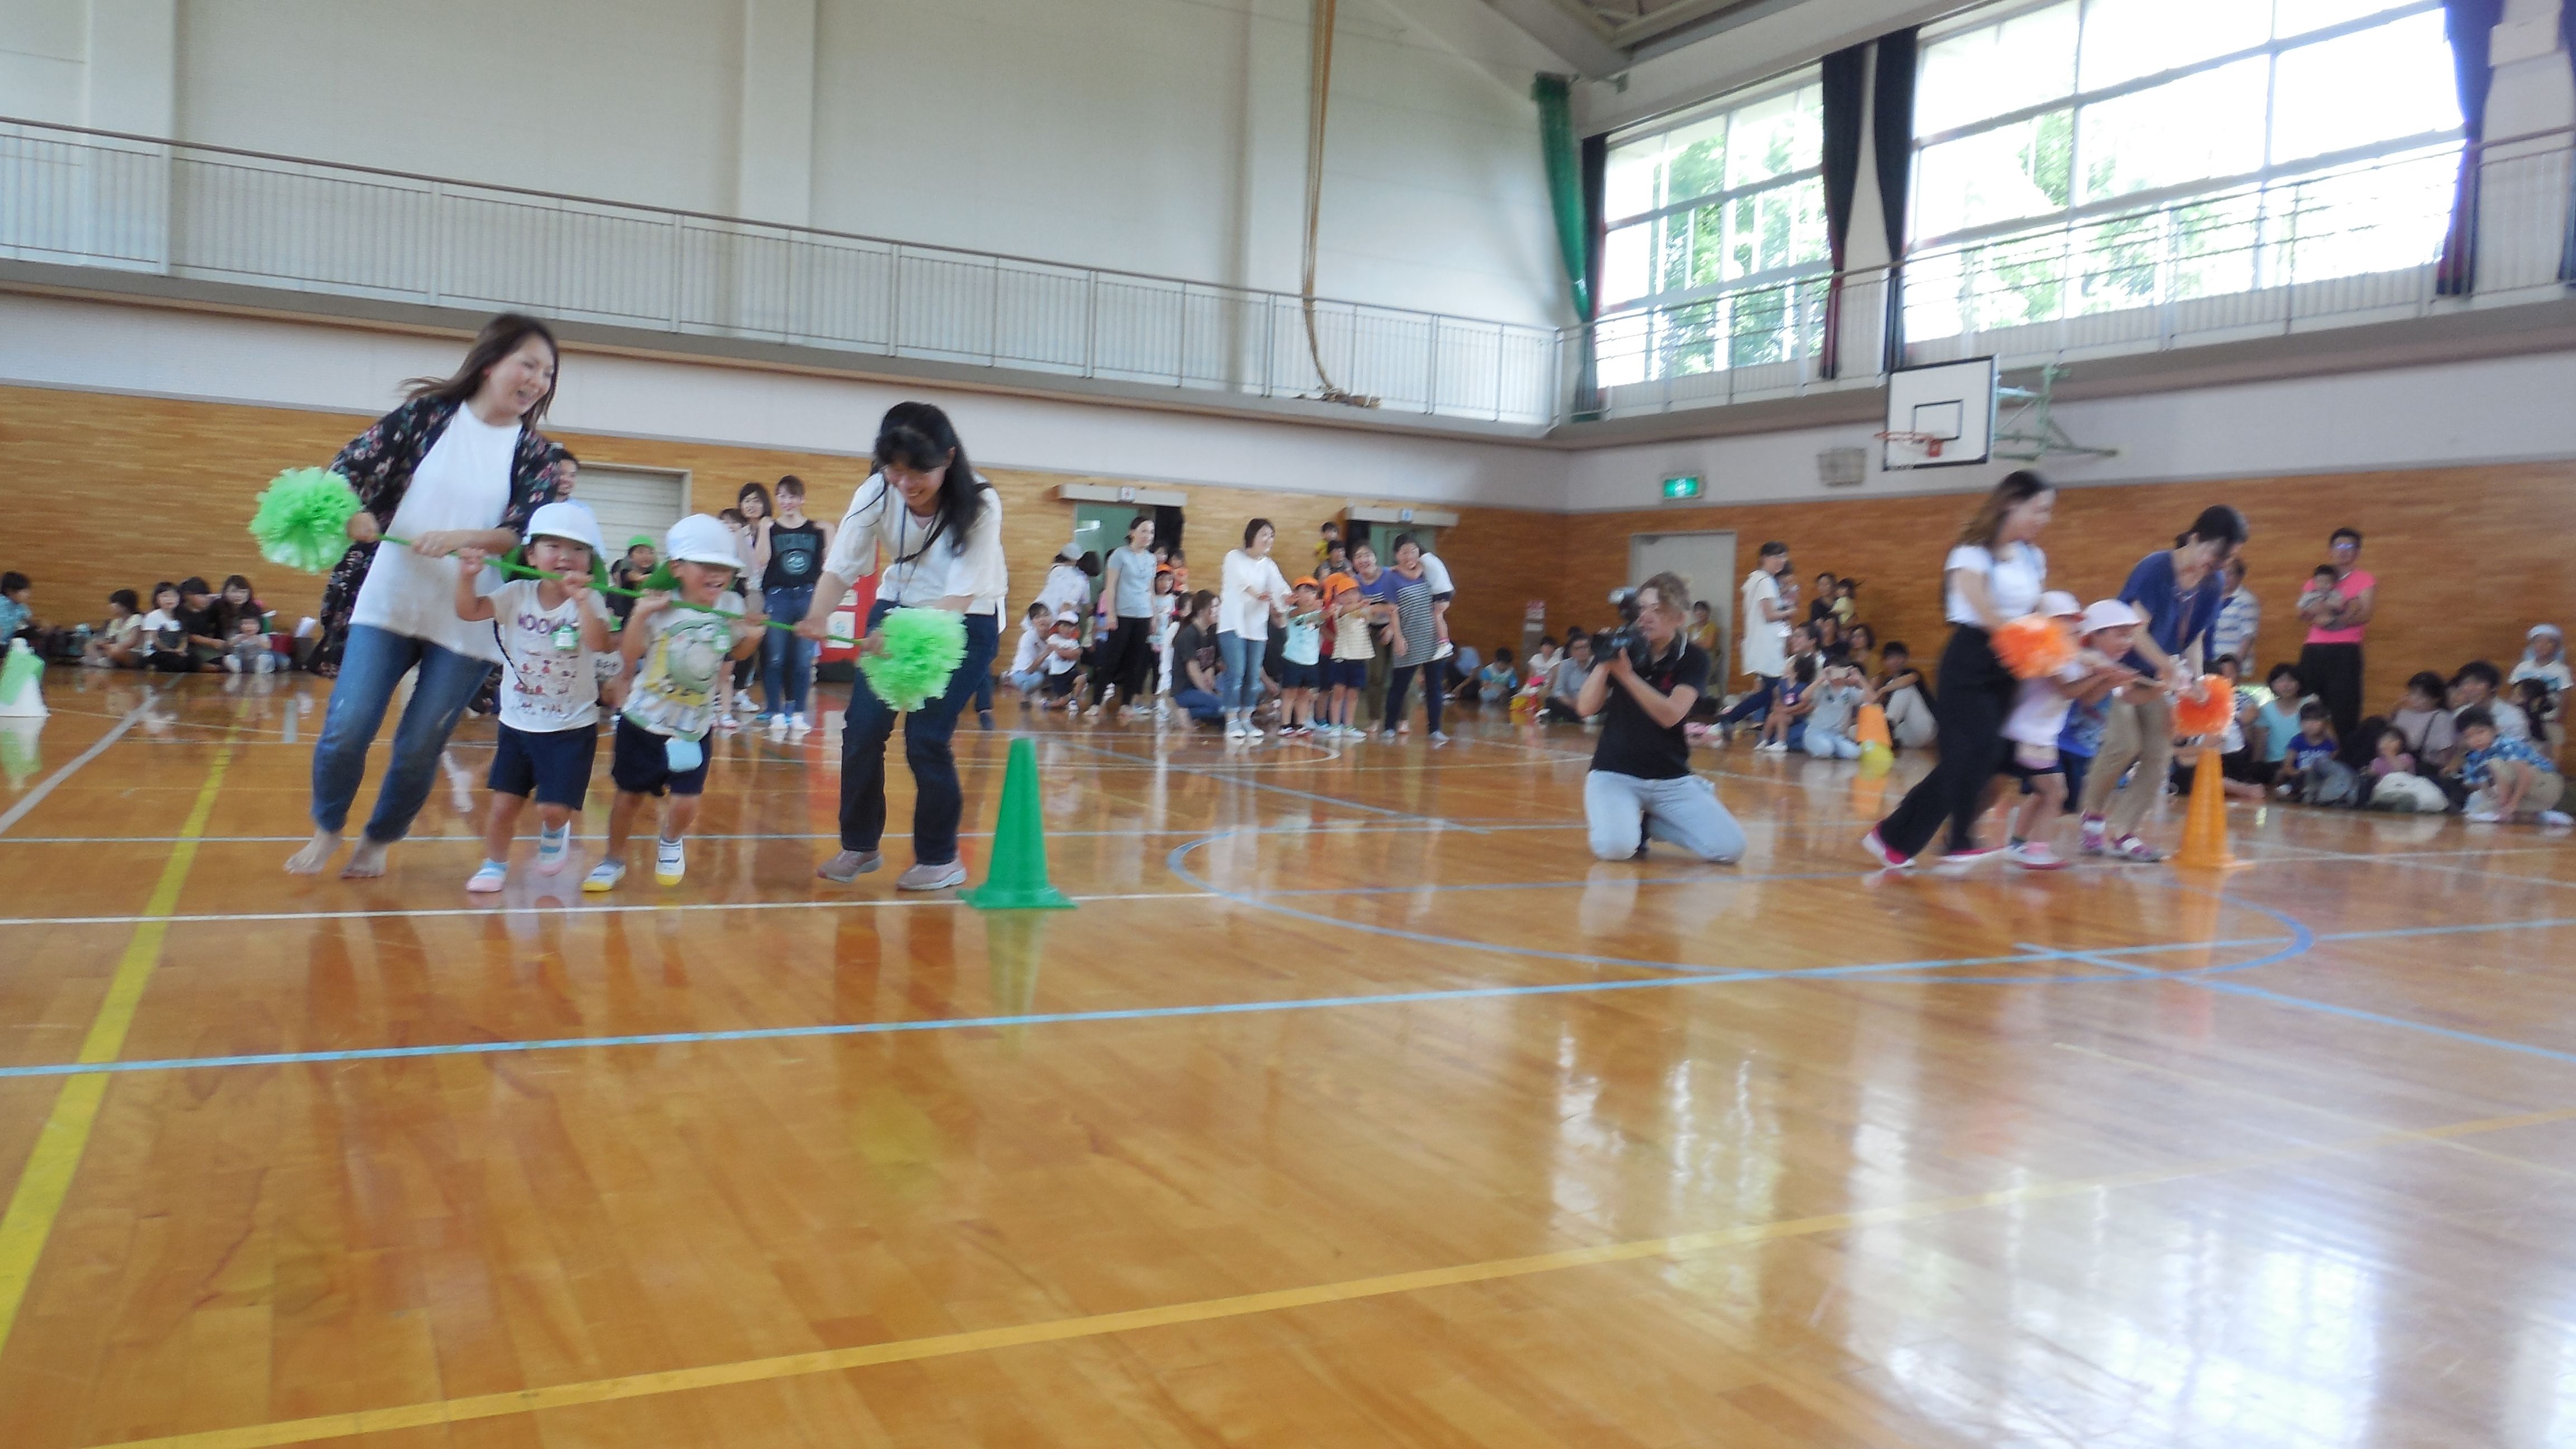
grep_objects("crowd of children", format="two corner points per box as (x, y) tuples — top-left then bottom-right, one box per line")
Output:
(4, 571), (300, 675)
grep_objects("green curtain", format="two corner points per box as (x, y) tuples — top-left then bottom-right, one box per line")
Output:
(1532, 74), (1592, 322)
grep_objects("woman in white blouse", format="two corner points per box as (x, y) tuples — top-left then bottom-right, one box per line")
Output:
(1864, 471), (2057, 869)
(797, 402), (1007, 891)
(1217, 519), (1291, 739)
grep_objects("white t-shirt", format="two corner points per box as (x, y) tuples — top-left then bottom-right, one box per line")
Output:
(485, 578), (611, 733)
(1008, 620), (1048, 674)
(1740, 570), (1787, 677)
(1419, 553), (1455, 596)
(1045, 632), (1082, 675)
(1219, 550), (1290, 640)
(821, 474), (1008, 615)
(1944, 542), (2047, 626)
(2005, 651), (2097, 747)
(1035, 563), (1092, 622)
(352, 406), (522, 661)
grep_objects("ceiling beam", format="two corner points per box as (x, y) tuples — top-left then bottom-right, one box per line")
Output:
(1474, 0), (1631, 77)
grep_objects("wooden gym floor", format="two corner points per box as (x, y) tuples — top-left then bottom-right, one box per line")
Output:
(7, 669), (2576, 1448)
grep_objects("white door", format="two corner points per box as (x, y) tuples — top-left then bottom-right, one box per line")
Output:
(1628, 530), (1735, 684)
(567, 466), (689, 558)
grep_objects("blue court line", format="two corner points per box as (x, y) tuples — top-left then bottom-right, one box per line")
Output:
(0, 935), (2294, 1082)
(2039, 944), (2576, 1069)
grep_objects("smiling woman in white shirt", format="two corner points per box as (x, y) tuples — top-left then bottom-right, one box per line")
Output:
(798, 402), (1007, 891)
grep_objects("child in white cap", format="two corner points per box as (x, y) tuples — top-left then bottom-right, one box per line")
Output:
(451, 500), (614, 891)
(1997, 594), (2139, 870)
(588, 514), (762, 891)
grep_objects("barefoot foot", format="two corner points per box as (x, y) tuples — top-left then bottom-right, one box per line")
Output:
(285, 831), (342, 875)
(340, 838), (391, 878)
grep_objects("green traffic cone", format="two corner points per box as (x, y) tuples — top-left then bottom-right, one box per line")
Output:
(963, 738), (1075, 911)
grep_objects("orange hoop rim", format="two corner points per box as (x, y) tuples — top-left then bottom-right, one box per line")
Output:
(1874, 429), (1948, 457)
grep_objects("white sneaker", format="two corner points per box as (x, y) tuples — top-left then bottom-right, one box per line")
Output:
(897, 859), (968, 891)
(534, 823), (572, 875)
(766, 713), (788, 737)
(789, 712), (811, 735)
(716, 713), (741, 732)
(2466, 810), (2506, 823)
(1225, 719), (1247, 738)
(1429, 731), (1450, 745)
(583, 859), (626, 893)
(2004, 840), (2068, 871)
(2541, 811), (2574, 828)
(655, 836), (686, 886)
(466, 860), (508, 893)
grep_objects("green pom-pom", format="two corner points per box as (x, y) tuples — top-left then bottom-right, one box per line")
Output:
(249, 467), (365, 574)
(861, 607), (969, 712)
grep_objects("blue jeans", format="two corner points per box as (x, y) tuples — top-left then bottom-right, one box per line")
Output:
(1216, 632), (1262, 711)
(1584, 770), (1746, 863)
(839, 602), (1000, 864)
(761, 584), (816, 717)
(310, 624), (496, 841)
(1173, 686), (1224, 723)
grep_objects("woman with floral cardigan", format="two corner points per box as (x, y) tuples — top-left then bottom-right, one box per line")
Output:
(288, 313), (574, 879)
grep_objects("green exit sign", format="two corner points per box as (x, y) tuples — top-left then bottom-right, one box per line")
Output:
(1661, 473), (1703, 500)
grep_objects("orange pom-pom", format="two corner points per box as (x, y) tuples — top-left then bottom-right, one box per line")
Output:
(1991, 613), (2077, 680)
(2171, 674), (2234, 737)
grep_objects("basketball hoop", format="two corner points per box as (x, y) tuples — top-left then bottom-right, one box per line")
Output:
(1874, 430), (1946, 459)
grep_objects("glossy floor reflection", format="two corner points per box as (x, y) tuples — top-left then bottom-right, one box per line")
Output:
(6, 670), (2576, 1448)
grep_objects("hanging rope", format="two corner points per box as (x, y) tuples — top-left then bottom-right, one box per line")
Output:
(1300, 0), (1371, 405)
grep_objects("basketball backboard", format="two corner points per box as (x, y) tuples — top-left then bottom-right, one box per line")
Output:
(1881, 357), (1996, 470)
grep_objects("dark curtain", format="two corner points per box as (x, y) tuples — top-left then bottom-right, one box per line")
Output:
(2436, 0), (2502, 295)
(1872, 27), (1920, 371)
(2561, 0), (2576, 283)
(1816, 44), (1869, 379)
(1532, 74), (1592, 320)
(1579, 132), (1608, 416)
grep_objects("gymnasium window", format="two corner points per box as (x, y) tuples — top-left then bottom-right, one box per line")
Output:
(1596, 71), (1830, 388)
(1905, 0), (2463, 342)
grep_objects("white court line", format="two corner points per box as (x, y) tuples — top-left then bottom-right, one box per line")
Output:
(0, 702), (147, 837)
(0, 890), (1215, 930)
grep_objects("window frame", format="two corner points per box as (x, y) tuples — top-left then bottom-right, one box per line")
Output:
(1600, 67), (1832, 320)
(1909, 0), (2457, 255)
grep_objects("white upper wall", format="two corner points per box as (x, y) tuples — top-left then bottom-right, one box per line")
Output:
(11, 0), (1570, 329)
(0, 293), (1569, 509)
(1564, 349), (2576, 512)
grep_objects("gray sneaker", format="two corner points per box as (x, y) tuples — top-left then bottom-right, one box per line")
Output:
(816, 849), (883, 883)
(897, 859), (968, 891)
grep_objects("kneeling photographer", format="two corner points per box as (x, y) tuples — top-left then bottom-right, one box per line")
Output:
(1577, 572), (1746, 863)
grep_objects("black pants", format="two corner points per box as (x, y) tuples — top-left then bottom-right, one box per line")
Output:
(1090, 616), (1153, 705)
(2299, 642), (2365, 743)
(1717, 675), (1777, 725)
(1876, 626), (2016, 858)
(1385, 659), (1448, 735)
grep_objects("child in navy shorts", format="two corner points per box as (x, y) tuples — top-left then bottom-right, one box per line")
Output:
(451, 501), (614, 893)
(1277, 577), (1324, 737)
(588, 514), (761, 892)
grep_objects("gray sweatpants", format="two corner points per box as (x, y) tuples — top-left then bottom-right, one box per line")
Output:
(1585, 770), (1746, 863)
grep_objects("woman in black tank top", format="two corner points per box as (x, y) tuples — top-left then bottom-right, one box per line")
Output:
(765, 518), (823, 589)
(754, 475), (834, 732)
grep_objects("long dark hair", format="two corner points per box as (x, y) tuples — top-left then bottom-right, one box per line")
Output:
(736, 480), (774, 520)
(1956, 470), (2053, 550)
(402, 312), (561, 425)
(873, 401), (986, 555)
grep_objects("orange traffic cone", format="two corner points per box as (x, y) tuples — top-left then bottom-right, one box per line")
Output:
(1855, 703), (1891, 749)
(2171, 748), (2242, 870)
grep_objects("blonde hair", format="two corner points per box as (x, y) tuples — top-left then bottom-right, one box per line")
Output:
(1637, 570), (1692, 615)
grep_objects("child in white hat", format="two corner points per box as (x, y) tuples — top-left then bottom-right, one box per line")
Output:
(588, 514), (763, 891)
(451, 500), (613, 892)
(1996, 594), (2141, 869)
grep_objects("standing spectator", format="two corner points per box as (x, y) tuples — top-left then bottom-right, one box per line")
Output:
(1348, 543), (1398, 731)
(2212, 556), (2259, 672)
(608, 537), (656, 628)
(753, 475), (832, 736)
(1379, 534), (1450, 744)
(2077, 505), (2246, 862)
(1864, 472), (2058, 869)
(1717, 542), (1792, 736)
(1087, 515), (1159, 721)
(1216, 520), (1290, 740)
(2298, 526), (2374, 741)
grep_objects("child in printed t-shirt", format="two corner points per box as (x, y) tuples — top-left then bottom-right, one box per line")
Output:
(1324, 573), (1375, 738)
(1477, 647), (1518, 705)
(2455, 704), (2574, 825)
(588, 514), (761, 892)
(451, 501), (613, 892)
(1278, 579), (1324, 737)
(2002, 596), (2141, 869)
(2276, 700), (2340, 800)
(1003, 602), (1051, 701)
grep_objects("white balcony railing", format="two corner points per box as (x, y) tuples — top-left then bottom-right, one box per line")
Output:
(0, 118), (1565, 426)
(1586, 131), (2575, 420)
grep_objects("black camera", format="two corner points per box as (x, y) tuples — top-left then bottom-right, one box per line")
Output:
(1597, 587), (1649, 665)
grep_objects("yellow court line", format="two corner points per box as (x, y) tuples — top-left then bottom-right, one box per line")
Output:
(71, 1099), (2575, 1449)
(0, 728), (235, 1359)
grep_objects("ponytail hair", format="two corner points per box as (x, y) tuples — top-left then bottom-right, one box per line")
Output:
(872, 401), (987, 555)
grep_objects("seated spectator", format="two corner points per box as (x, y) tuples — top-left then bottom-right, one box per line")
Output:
(2245, 662), (2309, 787)
(1540, 635), (1593, 722)
(0, 571), (48, 654)
(1525, 635), (1562, 685)
(1756, 655), (1818, 753)
(2513, 678), (2559, 756)
(1874, 640), (1935, 750)
(2512, 624), (2570, 697)
(137, 582), (193, 673)
(2454, 705), (2573, 826)
(173, 577), (228, 671)
(1475, 647), (1518, 704)
(2452, 661), (2531, 741)
(1813, 615), (1848, 666)
(2390, 671), (2459, 770)
(2206, 655), (2271, 802)
(1802, 661), (1869, 759)
(1038, 609), (1083, 707)
(2276, 699), (2351, 804)
(1688, 602), (1719, 657)
(84, 589), (144, 668)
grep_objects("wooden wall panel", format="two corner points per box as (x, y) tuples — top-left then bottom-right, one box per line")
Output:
(1535, 467), (2576, 709)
